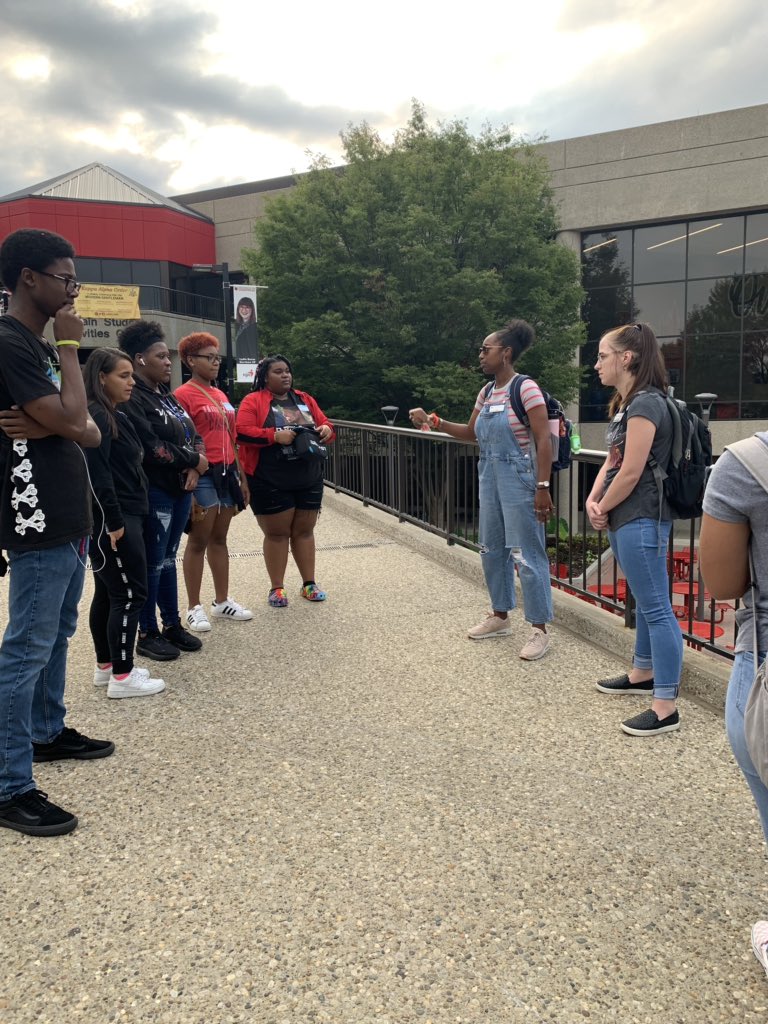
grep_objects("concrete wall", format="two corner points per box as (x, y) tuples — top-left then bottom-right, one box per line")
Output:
(541, 103), (768, 232)
(180, 184), (295, 273)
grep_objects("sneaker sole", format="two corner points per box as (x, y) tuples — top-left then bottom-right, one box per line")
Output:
(210, 612), (254, 620)
(520, 645), (550, 661)
(595, 683), (653, 695)
(108, 685), (166, 699)
(136, 648), (179, 662)
(467, 629), (512, 640)
(186, 621), (212, 632)
(620, 720), (681, 737)
(33, 742), (116, 762)
(0, 815), (78, 837)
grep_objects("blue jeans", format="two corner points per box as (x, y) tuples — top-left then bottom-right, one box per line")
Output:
(139, 487), (192, 634)
(608, 518), (682, 700)
(0, 540), (86, 800)
(726, 651), (768, 842)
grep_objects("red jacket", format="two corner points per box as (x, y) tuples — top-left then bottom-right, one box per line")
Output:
(235, 388), (336, 476)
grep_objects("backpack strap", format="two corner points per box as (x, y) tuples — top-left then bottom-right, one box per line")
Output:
(725, 436), (768, 492)
(507, 374), (530, 426)
(723, 436), (768, 669)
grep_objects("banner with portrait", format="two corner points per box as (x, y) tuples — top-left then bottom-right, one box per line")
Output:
(232, 286), (259, 375)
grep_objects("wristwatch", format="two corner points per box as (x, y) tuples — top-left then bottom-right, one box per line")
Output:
(535, 482), (550, 490)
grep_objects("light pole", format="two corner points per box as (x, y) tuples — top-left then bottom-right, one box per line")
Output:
(381, 406), (399, 425)
(192, 262), (233, 397)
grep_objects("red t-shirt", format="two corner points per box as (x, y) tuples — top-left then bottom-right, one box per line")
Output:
(174, 382), (236, 465)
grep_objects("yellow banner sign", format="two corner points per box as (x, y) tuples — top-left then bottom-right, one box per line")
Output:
(76, 284), (140, 320)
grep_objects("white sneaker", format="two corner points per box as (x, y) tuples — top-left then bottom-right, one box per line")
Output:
(211, 597), (253, 621)
(186, 604), (212, 632)
(519, 627), (551, 661)
(107, 666), (166, 699)
(752, 921), (768, 979)
(467, 613), (511, 640)
(94, 664), (112, 687)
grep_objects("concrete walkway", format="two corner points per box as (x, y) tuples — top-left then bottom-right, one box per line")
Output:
(1, 492), (767, 1024)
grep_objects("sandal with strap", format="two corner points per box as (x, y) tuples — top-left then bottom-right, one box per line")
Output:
(301, 583), (327, 602)
(268, 587), (288, 608)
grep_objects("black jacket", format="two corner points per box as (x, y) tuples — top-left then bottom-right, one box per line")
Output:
(123, 377), (205, 497)
(86, 403), (148, 531)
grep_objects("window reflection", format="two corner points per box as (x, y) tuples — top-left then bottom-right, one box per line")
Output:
(688, 218), (744, 278)
(685, 335), (740, 411)
(686, 278), (742, 334)
(634, 223), (686, 284)
(583, 287), (634, 340)
(746, 214), (768, 274)
(632, 283), (685, 337)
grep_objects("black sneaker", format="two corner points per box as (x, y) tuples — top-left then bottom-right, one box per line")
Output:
(162, 623), (203, 652)
(0, 789), (78, 836)
(621, 709), (680, 736)
(595, 673), (654, 695)
(137, 629), (181, 661)
(33, 726), (115, 763)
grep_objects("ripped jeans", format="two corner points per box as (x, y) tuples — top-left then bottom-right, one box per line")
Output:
(139, 486), (192, 634)
(477, 456), (553, 625)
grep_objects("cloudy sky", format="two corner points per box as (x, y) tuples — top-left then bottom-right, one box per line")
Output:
(1, 0), (766, 198)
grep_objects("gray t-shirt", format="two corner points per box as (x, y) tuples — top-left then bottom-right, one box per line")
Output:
(602, 389), (673, 531)
(702, 432), (768, 654)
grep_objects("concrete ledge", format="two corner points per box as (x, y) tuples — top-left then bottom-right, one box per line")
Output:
(324, 488), (732, 714)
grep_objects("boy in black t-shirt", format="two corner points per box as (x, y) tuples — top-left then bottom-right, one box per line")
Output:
(0, 229), (114, 838)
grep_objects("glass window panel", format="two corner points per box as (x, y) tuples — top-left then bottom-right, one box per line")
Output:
(742, 332), (768, 410)
(659, 338), (684, 396)
(686, 278), (742, 335)
(101, 259), (131, 284)
(581, 230), (632, 290)
(74, 258), (101, 283)
(734, 273), (768, 335)
(746, 213), (768, 274)
(582, 286), (634, 341)
(687, 217), (744, 278)
(684, 335), (740, 412)
(633, 223), (686, 284)
(632, 283), (685, 338)
(579, 340), (612, 421)
(130, 260), (161, 285)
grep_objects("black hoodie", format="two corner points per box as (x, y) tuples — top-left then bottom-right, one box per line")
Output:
(123, 376), (205, 498)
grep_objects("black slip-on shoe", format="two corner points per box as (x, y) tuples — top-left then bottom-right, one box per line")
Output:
(595, 674), (654, 695)
(137, 630), (180, 661)
(0, 789), (77, 836)
(162, 623), (203, 652)
(620, 709), (680, 736)
(33, 726), (115, 763)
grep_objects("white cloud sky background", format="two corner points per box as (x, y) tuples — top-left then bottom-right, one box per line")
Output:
(1, 0), (766, 198)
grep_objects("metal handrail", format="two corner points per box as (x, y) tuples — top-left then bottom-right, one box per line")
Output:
(324, 420), (735, 662)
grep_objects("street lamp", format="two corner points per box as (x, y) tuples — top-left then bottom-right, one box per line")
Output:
(381, 405), (399, 426)
(694, 392), (718, 427)
(192, 262), (233, 397)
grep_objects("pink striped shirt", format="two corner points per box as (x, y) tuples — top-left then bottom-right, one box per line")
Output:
(473, 376), (546, 451)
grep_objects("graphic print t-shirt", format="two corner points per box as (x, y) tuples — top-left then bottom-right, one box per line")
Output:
(0, 315), (91, 550)
(601, 389), (673, 531)
(257, 393), (320, 488)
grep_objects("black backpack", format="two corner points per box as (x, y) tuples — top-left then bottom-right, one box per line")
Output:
(638, 393), (713, 520)
(484, 375), (573, 471)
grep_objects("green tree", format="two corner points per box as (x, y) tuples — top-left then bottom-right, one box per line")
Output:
(243, 102), (584, 422)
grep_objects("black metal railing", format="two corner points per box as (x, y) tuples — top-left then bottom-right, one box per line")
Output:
(139, 285), (224, 322)
(325, 420), (736, 661)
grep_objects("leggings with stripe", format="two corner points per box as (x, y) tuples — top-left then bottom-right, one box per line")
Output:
(89, 513), (148, 675)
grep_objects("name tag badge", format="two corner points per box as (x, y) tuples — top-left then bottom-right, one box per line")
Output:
(489, 404), (505, 413)
(297, 404), (310, 412)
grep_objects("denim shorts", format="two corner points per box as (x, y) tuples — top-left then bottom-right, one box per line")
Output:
(194, 472), (237, 509)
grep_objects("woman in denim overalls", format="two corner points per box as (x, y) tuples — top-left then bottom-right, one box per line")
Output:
(410, 319), (554, 660)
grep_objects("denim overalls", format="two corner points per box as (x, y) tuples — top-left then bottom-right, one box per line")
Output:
(475, 387), (553, 624)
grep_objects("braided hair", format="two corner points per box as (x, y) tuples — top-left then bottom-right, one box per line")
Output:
(251, 354), (294, 392)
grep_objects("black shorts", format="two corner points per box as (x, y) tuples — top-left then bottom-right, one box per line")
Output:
(248, 476), (325, 516)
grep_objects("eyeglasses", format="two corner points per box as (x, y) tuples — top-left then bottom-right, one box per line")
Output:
(479, 345), (502, 354)
(193, 353), (223, 364)
(35, 270), (81, 295)
(596, 350), (621, 363)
